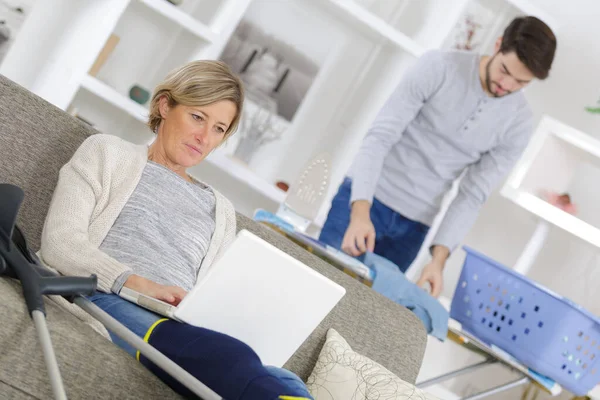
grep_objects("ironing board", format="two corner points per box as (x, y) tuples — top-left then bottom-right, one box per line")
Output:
(417, 320), (562, 400)
(253, 211), (569, 399)
(254, 209), (374, 286)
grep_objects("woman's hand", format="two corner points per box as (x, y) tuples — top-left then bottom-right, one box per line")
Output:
(124, 274), (187, 306)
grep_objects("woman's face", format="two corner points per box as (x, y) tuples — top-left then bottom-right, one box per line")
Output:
(157, 96), (237, 168)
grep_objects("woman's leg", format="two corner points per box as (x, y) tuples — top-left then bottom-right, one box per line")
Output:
(87, 291), (163, 357)
(142, 319), (313, 400)
(88, 292), (312, 399)
(264, 366), (313, 398)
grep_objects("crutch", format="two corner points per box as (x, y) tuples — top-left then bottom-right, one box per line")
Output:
(0, 183), (221, 400)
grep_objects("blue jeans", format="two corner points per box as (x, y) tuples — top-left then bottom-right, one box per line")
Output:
(319, 178), (429, 273)
(88, 292), (312, 399)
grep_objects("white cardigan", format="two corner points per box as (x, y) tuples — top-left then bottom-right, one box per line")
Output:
(40, 134), (237, 335)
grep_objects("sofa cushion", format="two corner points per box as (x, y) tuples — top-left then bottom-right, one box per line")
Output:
(0, 75), (94, 251)
(0, 278), (183, 400)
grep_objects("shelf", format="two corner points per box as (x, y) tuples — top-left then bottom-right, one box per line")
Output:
(502, 116), (600, 249)
(137, 0), (217, 42)
(78, 74), (286, 204)
(199, 152), (287, 204)
(549, 122), (600, 161)
(311, 0), (425, 57)
(501, 187), (600, 248)
(80, 75), (148, 123)
(504, 116), (600, 192)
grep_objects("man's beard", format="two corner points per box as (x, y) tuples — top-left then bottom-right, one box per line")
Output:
(485, 53), (511, 98)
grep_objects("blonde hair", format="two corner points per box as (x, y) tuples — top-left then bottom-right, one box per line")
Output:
(148, 60), (244, 139)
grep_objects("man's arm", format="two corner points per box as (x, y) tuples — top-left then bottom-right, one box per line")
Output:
(350, 50), (448, 205)
(418, 109), (533, 297)
(343, 50), (448, 256)
(431, 115), (533, 253)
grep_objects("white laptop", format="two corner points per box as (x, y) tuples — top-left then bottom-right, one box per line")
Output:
(119, 229), (346, 367)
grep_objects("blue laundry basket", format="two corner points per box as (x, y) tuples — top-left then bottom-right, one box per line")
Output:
(451, 246), (600, 396)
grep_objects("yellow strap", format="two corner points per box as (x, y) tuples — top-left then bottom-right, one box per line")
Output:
(279, 397), (312, 400)
(135, 320), (311, 400)
(136, 318), (169, 362)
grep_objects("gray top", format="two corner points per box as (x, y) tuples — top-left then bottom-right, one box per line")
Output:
(349, 49), (533, 251)
(100, 161), (216, 293)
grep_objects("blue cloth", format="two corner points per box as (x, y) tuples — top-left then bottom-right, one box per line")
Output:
(88, 292), (313, 400)
(363, 252), (449, 341)
(319, 178), (429, 272)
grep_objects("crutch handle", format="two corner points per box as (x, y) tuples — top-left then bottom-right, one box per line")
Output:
(40, 275), (98, 298)
(1, 244), (97, 316)
(30, 262), (97, 297)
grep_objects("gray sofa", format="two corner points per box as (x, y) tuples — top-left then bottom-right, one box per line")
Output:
(0, 74), (427, 399)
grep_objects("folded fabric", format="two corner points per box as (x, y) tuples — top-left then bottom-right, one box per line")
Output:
(362, 252), (449, 341)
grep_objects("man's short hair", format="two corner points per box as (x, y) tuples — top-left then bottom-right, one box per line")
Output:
(500, 16), (557, 80)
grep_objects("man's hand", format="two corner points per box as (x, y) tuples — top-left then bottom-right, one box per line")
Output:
(417, 262), (444, 298)
(416, 245), (450, 298)
(341, 200), (376, 256)
(124, 274), (187, 306)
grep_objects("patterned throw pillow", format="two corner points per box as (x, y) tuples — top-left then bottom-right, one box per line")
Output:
(306, 329), (440, 400)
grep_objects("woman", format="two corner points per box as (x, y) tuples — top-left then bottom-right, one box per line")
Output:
(40, 60), (312, 399)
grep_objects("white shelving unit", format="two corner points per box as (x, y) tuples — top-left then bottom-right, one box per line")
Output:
(309, 0), (426, 57)
(502, 116), (600, 253)
(500, 115), (600, 282)
(202, 152), (287, 204)
(0, 0), (558, 220)
(80, 75), (148, 124)
(138, 0), (217, 42)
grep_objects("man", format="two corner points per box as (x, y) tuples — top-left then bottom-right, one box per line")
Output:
(318, 16), (556, 298)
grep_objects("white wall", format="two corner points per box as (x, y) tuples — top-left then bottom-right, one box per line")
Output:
(1, 0), (128, 109)
(242, 0), (336, 66)
(0, 0), (35, 63)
